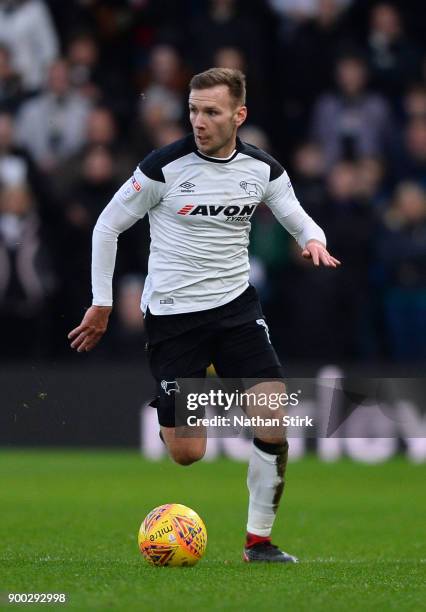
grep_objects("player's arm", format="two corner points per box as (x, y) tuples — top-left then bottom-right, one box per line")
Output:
(263, 170), (341, 267)
(68, 167), (163, 352)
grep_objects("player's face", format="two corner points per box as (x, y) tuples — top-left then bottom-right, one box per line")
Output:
(189, 85), (247, 158)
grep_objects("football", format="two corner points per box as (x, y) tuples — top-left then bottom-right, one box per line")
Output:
(138, 503), (207, 566)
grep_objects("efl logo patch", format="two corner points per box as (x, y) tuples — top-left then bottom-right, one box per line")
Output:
(132, 176), (142, 192)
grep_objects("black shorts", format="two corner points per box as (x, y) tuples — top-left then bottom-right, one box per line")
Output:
(145, 285), (283, 427)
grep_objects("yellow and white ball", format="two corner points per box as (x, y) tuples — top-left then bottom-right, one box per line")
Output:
(138, 503), (207, 567)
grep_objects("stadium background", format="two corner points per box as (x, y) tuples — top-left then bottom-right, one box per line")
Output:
(0, 0), (425, 455)
(0, 2), (425, 610)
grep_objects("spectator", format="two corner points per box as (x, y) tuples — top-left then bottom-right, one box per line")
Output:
(239, 125), (271, 152)
(0, 182), (55, 359)
(0, 111), (31, 186)
(188, 1), (271, 127)
(0, 111), (45, 198)
(188, 0), (267, 73)
(401, 84), (426, 123)
(281, 0), (353, 110)
(0, 109), (64, 266)
(15, 59), (91, 173)
(65, 145), (119, 238)
(376, 182), (426, 360)
(311, 52), (394, 168)
(60, 146), (119, 321)
(108, 274), (146, 358)
(324, 161), (375, 358)
(149, 121), (185, 149)
(85, 106), (119, 149)
(67, 31), (103, 103)
(0, 0), (58, 93)
(138, 44), (187, 135)
(326, 161), (375, 264)
(213, 45), (267, 124)
(291, 141), (328, 221)
(214, 46), (246, 72)
(268, 0), (351, 23)
(367, 3), (422, 102)
(355, 156), (387, 206)
(67, 30), (132, 120)
(0, 43), (23, 113)
(52, 105), (134, 199)
(396, 118), (426, 186)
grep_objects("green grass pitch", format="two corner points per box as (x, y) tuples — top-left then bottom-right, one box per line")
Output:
(1, 450), (425, 611)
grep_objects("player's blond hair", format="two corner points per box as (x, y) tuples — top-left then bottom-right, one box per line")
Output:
(189, 68), (246, 106)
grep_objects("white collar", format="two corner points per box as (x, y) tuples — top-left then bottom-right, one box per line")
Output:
(197, 149), (236, 161)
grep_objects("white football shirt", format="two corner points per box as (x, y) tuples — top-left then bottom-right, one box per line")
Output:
(92, 135), (326, 314)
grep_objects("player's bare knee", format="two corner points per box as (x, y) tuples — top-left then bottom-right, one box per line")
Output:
(166, 435), (206, 466)
(171, 446), (205, 466)
(173, 454), (198, 466)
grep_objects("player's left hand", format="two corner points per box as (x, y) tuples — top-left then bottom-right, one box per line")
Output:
(302, 240), (341, 267)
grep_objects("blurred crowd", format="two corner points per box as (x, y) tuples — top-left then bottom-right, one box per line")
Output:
(0, 0), (425, 363)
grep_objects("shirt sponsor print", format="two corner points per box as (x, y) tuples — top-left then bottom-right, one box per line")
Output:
(176, 203), (256, 222)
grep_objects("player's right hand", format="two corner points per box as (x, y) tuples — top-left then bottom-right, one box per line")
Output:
(68, 305), (112, 353)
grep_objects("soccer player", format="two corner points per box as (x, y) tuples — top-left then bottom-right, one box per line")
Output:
(68, 68), (340, 563)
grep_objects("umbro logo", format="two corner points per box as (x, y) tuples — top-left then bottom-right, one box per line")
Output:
(179, 181), (195, 192)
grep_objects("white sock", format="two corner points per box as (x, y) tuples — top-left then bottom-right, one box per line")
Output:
(246, 443), (286, 537)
